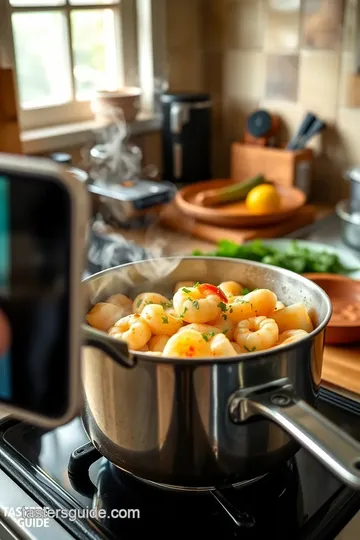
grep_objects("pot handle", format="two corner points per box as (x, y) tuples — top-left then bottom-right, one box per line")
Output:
(229, 380), (360, 489)
(82, 324), (136, 369)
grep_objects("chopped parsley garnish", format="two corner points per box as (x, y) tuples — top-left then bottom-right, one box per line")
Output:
(137, 299), (143, 307)
(244, 345), (256, 352)
(194, 282), (200, 287)
(217, 301), (227, 312)
(201, 331), (216, 342)
(179, 306), (188, 319)
(222, 314), (228, 321)
(242, 287), (250, 295)
(193, 300), (200, 310)
(182, 287), (191, 293)
(160, 301), (173, 309)
(229, 307), (233, 313)
(162, 316), (169, 324)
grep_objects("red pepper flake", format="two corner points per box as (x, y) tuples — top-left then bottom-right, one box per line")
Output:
(198, 283), (228, 303)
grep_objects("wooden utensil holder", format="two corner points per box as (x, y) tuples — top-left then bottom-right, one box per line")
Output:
(231, 143), (313, 199)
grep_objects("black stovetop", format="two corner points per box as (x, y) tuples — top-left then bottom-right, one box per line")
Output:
(1, 388), (360, 540)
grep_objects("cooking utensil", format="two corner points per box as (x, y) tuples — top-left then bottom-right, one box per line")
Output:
(286, 112), (317, 150)
(344, 167), (360, 210)
(303, 273), (360, 344)
(336, 199), (360, 251)
(82, 256), (360, 490)
(295, 118), (326, 149)
(175, 180), (306, 228)
(244, 110), (280, 147)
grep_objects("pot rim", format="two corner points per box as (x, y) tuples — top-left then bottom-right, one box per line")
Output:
(82, 256), (333, 366)
(336, 199), (360, 225)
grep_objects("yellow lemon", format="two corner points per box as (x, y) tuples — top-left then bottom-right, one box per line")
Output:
(245, 184), (281, 213)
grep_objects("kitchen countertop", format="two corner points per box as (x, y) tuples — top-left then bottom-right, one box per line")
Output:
(113, 204), (334, 253)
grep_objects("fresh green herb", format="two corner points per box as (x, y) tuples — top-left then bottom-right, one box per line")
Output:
(194, 282), (200, 287)
(193, 300), (200, 310)
(201, 331), (216, 342)
(161, 316), (169, 324)
(222, 314), (228, 321)
(236, 298), (246, 304)
(241, 287), (250, 295)
(160, 301), (173, 309)
(192, 239), (359, 275)
(244, 345), (256, 352)
(182, 287), (191, 293)
(229, 307), (233, 313)
(218, 301), (227, 312)
(180, 306), (188, 319)
(223, 329), (229, 335)
(137, 299), (143, 308)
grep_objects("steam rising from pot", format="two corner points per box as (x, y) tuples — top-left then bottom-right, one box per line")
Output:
(82, 103), (193, 305)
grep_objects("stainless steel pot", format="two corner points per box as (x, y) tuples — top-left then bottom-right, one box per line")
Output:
(82, 257), (360, 491)
(344, 167), (360, 211)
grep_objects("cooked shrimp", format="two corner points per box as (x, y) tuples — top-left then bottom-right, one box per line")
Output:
(272, 303), (313, 334)
(106, 293), (133, 316)
(148, 335), (170, 352)
(178, 323), (220, 336)
(210, 334), (238, 357)
(173, 283), (228, 324)
(234, 316), (279, 352)
(226, 289), (277, 323)
(86, 302), (128, 332)
(108, 314), (151, 350)
(277, 329), (309, 346)
(173, 281), (196, 293)
(230, 342), (242, 354)
(209, 313), (235, 341)
(133, 292), (172, 314)
(141, 304), (182, 336)
(163, 329), (212, 358)
(218, 281), (244, 299)
(275, 301), (285, 311)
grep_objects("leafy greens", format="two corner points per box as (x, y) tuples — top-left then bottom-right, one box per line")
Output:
(192, 239), (359, 275)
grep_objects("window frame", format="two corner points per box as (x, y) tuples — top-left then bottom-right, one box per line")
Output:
(2, 0), (141, 130)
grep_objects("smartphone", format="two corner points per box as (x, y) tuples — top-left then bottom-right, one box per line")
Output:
(0, 153), (89, 428)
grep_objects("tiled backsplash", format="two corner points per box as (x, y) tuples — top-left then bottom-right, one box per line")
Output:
(199, 0), (359, 202)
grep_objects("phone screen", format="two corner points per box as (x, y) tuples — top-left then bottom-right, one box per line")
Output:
(0, 171), (72, 419)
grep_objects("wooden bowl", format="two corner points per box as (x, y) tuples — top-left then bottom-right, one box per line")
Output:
(302, 273), (360, 345)
(175, 179), (306, 228)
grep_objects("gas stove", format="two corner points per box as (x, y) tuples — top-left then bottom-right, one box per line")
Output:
(1, 388), (360, 540)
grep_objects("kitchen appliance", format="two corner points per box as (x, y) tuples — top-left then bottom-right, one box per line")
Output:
(2, 391), (360, 539)
(82, 256), (360, 490)
(161, 92), (212, 183)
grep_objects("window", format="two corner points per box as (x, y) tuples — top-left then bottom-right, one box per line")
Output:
(4, 0), (142, 130)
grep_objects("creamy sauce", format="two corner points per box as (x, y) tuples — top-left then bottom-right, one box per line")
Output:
(331, 299), (360, 324)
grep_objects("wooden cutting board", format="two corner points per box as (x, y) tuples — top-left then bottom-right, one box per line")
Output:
(322, 345), (360, 395)
(160, 202), (316, 244)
